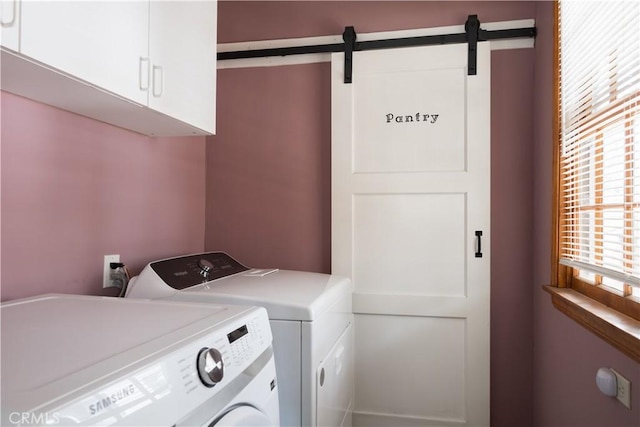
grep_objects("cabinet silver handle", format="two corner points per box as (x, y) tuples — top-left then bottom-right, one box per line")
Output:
(1, 0), (17, 27)
(152, 65), (163, 97)
(139, 57), (150, 91)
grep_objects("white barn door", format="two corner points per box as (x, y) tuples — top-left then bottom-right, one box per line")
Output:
(332, 43), (491, 426)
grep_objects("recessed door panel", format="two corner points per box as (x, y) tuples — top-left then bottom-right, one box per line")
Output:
(353, 193), (466, 297)
(354, 67), (466, 173)
(354, 314), (466, 421)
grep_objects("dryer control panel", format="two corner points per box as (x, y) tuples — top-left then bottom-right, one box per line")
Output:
(150, 252), (250, 289)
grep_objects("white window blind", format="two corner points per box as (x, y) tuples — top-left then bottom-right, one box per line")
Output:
(559, 1), (640, 289)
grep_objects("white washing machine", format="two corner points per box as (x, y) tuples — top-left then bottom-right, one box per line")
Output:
(1, 294), (279, 426)
(125, 252), (354, 427)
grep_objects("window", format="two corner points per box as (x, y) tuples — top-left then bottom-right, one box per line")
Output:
(553, 0), (640, 359)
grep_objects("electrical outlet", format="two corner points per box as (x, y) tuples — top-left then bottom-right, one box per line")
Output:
(612, 368), (632, 410)
(103, 254), (120, 288)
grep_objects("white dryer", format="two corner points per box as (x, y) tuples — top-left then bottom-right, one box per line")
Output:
(1, 294), (279, 426)
(125, 252), (354, 427)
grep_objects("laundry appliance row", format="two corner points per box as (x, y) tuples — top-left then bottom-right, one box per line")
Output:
(126, 251), (354, 427)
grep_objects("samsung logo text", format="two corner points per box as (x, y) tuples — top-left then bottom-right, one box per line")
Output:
(89, 384), (136, 415)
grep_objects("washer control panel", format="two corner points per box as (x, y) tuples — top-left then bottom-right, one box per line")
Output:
(194, 311), (269, 387)
(150, 252), (250, 290)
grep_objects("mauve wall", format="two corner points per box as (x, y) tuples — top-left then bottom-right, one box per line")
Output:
(1, 91), (206, 301)
(206, 63), (331, 272)
(208, 2), (535, 426)
(532, 3), (640, 427)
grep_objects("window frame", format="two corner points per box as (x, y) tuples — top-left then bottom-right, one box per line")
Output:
(548, 0), (640, 363)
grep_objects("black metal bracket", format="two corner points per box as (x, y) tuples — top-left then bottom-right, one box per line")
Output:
(343, 26), (357, 84)
(465, 15), (480, 75)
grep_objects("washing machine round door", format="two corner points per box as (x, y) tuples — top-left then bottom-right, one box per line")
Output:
(210, 405), (272, 427)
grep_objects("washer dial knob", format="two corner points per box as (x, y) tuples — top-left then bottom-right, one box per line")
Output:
(197, 347), (224, 387)
(198, 259), (214, 278)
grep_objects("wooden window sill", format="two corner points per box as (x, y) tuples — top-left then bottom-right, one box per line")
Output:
(543, 285), (640, 363)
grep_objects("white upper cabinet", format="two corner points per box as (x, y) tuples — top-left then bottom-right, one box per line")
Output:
(149, 1), (217, 133)
(20, 1), (149, 106)
(0, 1), (217, 136)
(1, 0), (20, 51)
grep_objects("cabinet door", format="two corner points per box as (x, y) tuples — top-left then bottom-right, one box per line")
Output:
(20, 1), (148, 105)
(148, 0), (216, 134)
(1, 0), (20, 51)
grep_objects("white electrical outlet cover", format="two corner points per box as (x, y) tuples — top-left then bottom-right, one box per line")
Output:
(611, 368), (632, 410)
(103, 254), (120, 288)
